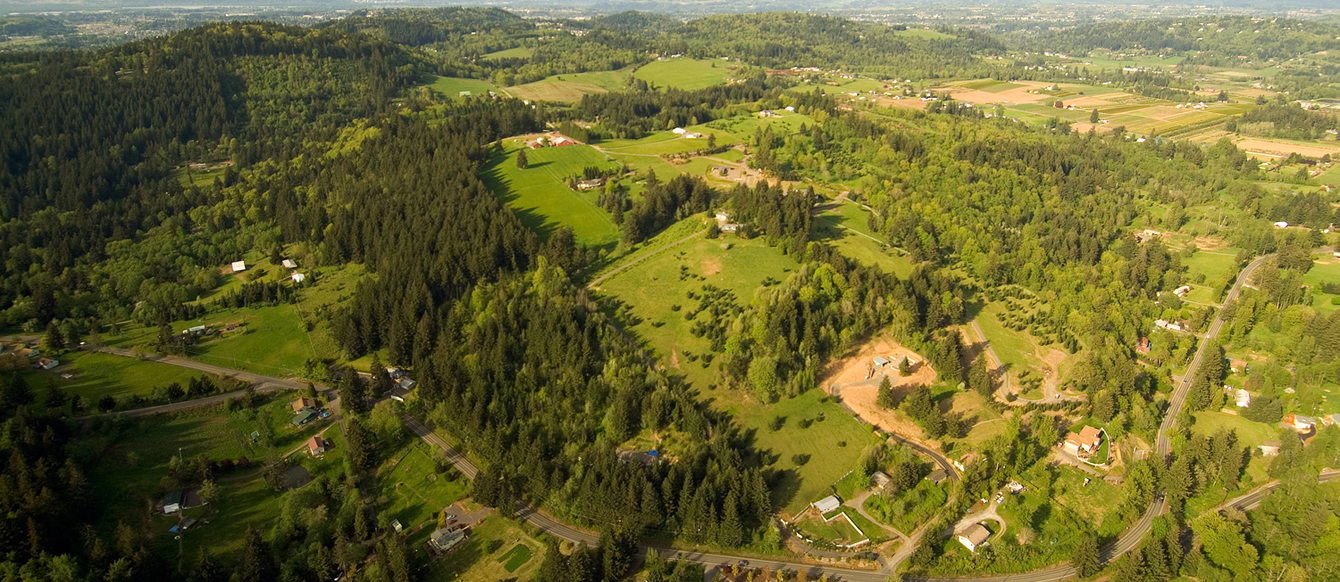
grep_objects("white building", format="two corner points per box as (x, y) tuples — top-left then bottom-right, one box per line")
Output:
(812, 495), (841, 514)
(231, 260), (247, 272)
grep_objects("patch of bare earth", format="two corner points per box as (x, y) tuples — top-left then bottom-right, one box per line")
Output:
(701, 257), (723, 277)
(822, 336), (938, 441)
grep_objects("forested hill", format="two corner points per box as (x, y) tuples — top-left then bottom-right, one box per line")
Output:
(1032, 16), (1340, 63)
(0, 21), (415, 325)
(325, 7), (535, 47)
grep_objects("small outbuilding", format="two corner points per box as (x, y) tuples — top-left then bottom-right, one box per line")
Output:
(231, 260), (247, 272)
(291, 408), (318, 426)
(812, 495), (841, 514)
(162, 490), (185, 514)
(926, 468), (948, 484)
(291, 398), (316, 413)
(1258, 441), (1281, 457)
(291, 273), (306, 283)
(1234, 389), (1251, 408)
(281, 259), (297, 269)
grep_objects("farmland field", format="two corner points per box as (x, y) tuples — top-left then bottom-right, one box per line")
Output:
(26, 350), (213, 404)
(505, 69), (629, 102)
(482, 46), (532, 60)
(481, 138), (622, 247)
(425, 75), (500, 100)
(597, 227), (799, 388)
(1303, 253), (1340, 313)
(714, 389), (880, 516)
(633, 58), (732, 90)
(811, 201), (915, 278)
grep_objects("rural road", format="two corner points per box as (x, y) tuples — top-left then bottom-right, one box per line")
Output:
(70, 345), (312, 418)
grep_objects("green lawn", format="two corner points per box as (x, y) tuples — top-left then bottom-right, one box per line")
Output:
(1302, 254), (1340, 313)
(379, 443), (469, 530)
(714, 389), (880, 516)
(482, 46), (532, 60)
(1050, 465), (1124, 535)
(425, 76), (500, 100)
(975, 301), (1038, 375)
(1189, 411), (1279, 447)
(596, 226), (799, 388)
(497, 543), (533, 572)
(1181, 250), (1240, 293)
(811, 201), (914, 278)
(423, 515), (545, 582)
(181, 305), (318, 377)
(633, 58), (732, 90)
(863, 479), (947, 533)
(26, 350), (212, 405)
(482, 139), (622, 247)
(702, 111), (816, 142)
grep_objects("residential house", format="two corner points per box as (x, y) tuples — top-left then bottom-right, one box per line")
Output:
(1322, 413), (1340, 427)
(1006, 481), (1024, 494)
(576, 178), (604, 191)
(231, 260), (247, 272)
(1234, 389), (1251, 408)
(386, 367), (407, 380)
(291, 398), (316, 413)
(671, 127), (686, 135)
(1285, 414), (1316, 433)
(429, 527), (468, 553)
(35, 358), (59, 370)
(957, 523), (991, 553)
(397, 377), (417, 391)
(926, 468), (948, 484)
(291, 273), (306, 283)
(871, 471), (891, 490)
(1063, 426), (1103, 457)
(1136, 337), (1152, 354)
(1258, 441), (1281, 457)
(307, 436), (328, 456)
(1174, 285), (1192, 297)
(162, 490), (185, 514)
(291, 408), (319, 426)
(812, 495), (841, 514)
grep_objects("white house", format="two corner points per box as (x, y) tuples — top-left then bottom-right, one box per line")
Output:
(291, 273), (306, 283)
(1234, 389), (1251, 408)
(231, 260), (247, 272)
(1273, 221), (1289, 229)
(671, 127), (686, 135)
(1173, 285), (1192, 297)
(957, 523), (991, 553)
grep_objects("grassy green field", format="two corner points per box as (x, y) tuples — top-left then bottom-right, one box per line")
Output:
(88, 395), (335, 559)
(1303, 254), (1340, 313)
(713, 389), (881, 516)
(182, 305), (318, 377)
(974, 301), (1038, 375)
(423, 515), (545, 582)
(482, 138), (622, 247)
(633, 58), (732, 90)
(811, 201), (914, 278)
(597, 228), (799, 388)
(704, 111), (815, 142)
(26, 350), (211, 404)
(425, 76), (500, 100)
(1050, 464), (1124, 535)
(505, 69), (629, 102)
(864, 479), (947, 533)
(1189, 411), (1280, 446)
(482, 46), (532, 60)
(379, 443), (469, 530)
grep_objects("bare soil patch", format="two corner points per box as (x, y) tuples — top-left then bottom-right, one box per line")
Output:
(821, 336), (938, 439)
(1234, 137), (1340, 159)
(701, 257), (723, 277)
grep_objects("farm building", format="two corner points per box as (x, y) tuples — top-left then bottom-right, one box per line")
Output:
(812, 495), (841, 514)
(672, 127), (686, 134)
(1063, 426), (1103, 456)
(872, 356), (891, 368)
(957, 524), (991, 553)
(307, 436), (328, 456)
(1174, 285), (1192, 297)
(281, 259), (297, 269)
(1258, 441), (1281, 456)
(576, 178), (604, 191)
(230, 260), (247, 272)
